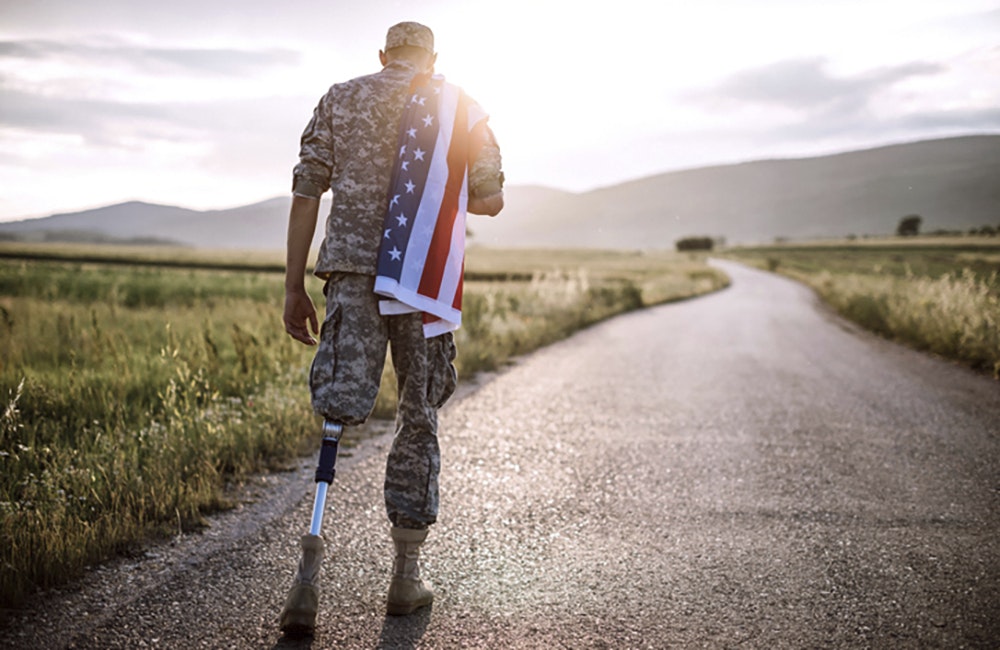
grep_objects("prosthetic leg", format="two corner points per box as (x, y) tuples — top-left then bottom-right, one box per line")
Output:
(279, 420), (343, 636)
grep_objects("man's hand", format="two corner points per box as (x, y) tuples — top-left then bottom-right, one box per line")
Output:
(284, 289), (319, 345)
(468, 191), (504, 217)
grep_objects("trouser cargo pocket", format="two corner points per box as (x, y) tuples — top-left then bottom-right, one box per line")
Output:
(425, 332), (457, 409)
(309, 273), (389, 425)
(309, 304), (342, 420)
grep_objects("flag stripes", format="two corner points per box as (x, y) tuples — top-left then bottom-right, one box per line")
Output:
(374, 74), (486, 337)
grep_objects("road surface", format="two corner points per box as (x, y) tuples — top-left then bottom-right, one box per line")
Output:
(4, 260), (999, 648)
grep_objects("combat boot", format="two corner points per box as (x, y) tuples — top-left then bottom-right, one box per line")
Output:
(279, 534), (324, 635)
(386, 527), (434, 615)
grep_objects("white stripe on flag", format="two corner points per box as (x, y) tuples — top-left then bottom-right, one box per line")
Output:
(374, 276), (462, 323)
(377, 298), (418, 315)
(423, 318), (458, 338)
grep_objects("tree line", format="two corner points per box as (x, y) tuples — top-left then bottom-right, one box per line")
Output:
(897, 214), (1000, 237)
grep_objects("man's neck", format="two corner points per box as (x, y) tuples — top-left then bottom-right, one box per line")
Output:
(384, 58), (427, 74)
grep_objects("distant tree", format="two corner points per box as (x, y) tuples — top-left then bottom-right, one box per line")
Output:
(675, 236), (714, 252)
(896, 214), (922, 237)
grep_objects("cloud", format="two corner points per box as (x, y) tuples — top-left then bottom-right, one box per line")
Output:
(0, 86), (177, 144)
(941, 6), (1000, 36)
(769, 104), (1000, 143)
(896, 106), (1000, 132)
(0, 36), (307, 150)
(0, 81), (311, 154)
(0, 38), (299, 76)
(693, 57), (944, 116)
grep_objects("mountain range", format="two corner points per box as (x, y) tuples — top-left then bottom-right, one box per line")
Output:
(2, 135), (998, 250)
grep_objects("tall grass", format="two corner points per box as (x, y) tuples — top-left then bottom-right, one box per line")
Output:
(1, 247), (726, 607)
(1, 264), (318, 607)
(457, 270), (642, 373)
(727, 241), (1000, 377)
(810, 269), (1000, 376)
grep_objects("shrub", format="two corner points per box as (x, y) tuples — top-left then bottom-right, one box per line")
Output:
(896, 214), (922, 237)
(675, 236), (714, 251)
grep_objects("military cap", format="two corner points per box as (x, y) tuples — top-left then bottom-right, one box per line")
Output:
(385, 21), (434, 53)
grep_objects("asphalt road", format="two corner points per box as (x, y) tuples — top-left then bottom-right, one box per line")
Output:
(5, 260), (999, 649)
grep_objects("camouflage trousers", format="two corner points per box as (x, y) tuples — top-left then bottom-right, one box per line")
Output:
(310, 272), (458, 529)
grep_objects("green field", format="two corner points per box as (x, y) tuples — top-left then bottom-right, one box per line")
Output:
(0, 244), (727, 607)
(725, 238), (1000, 377)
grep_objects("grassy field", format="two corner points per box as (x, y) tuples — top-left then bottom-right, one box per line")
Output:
(0, 244), (726, 607)
(724, 238), (1000, 377)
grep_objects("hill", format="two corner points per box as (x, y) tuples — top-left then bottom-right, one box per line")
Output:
(1, 135), (997, 249)
(474, 135), (1000, 247)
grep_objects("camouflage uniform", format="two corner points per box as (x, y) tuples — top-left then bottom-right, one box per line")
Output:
(293, 42), (502, 529)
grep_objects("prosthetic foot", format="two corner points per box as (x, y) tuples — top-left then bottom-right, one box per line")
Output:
(279, 421), (342, 636)
(278, 534), (324, 635)
(386, 527), (434, 616)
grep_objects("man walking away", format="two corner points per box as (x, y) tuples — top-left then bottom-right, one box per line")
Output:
(279, 21), (504, 635)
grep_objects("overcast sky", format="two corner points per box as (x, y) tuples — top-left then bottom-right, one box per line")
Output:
(1, 0), (998, 221)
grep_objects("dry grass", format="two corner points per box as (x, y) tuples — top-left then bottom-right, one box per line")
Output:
(0, 245), (726, 607)
(726, 240), (1000, 377)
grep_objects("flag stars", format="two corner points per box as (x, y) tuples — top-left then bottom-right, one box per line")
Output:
(383, 88), (444, 274)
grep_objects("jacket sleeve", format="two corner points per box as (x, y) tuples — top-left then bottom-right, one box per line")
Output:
(291, 91), (336, 199)
(468, 124), (503, 199)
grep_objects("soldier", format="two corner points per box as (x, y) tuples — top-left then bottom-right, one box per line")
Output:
(279, 21), (503, 634)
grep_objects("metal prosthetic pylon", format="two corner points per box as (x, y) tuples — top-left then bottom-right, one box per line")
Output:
(279, 420), (343, 636)
(310, 420), (343, 535)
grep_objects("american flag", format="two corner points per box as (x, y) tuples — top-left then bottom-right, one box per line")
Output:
(374, 74), (487, 337)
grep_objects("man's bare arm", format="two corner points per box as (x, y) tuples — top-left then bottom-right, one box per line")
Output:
(283, 196), (321, 345)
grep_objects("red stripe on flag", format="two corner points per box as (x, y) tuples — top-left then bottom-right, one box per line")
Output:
(418, 92), (469, 299)
(452, 258), (464, 310)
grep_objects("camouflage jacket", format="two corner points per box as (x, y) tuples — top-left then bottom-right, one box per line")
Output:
(293, 59), (503, 278)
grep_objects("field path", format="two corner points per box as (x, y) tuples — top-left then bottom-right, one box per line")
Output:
(5, 260), (1000, 648)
